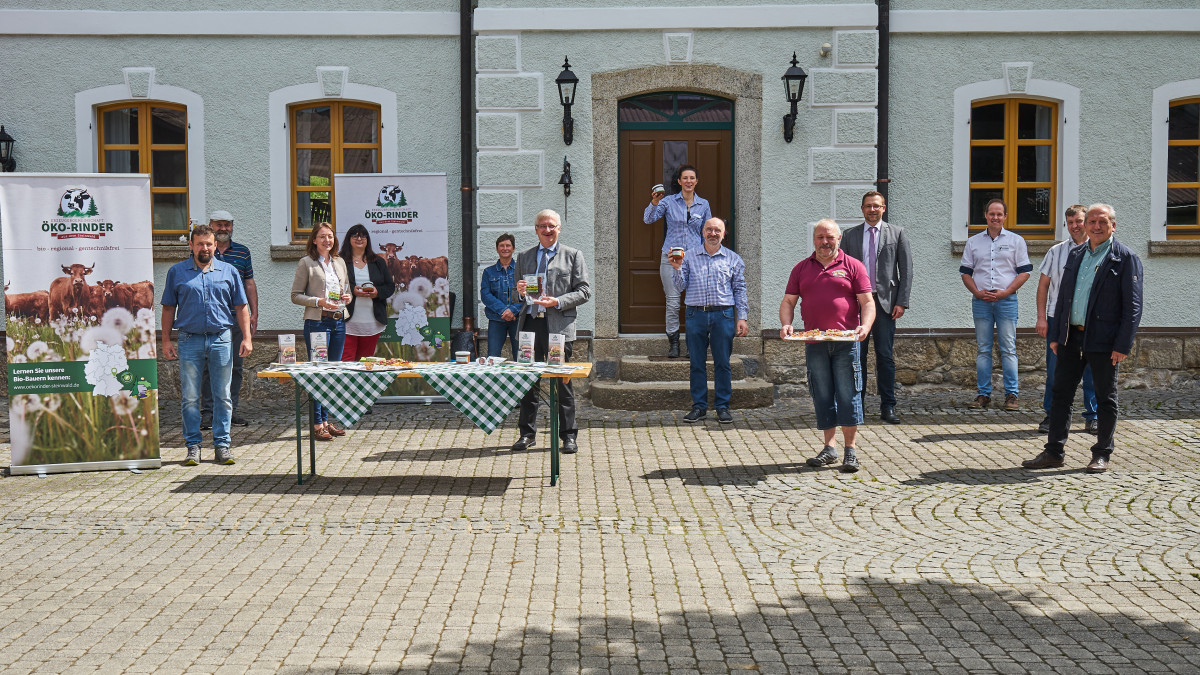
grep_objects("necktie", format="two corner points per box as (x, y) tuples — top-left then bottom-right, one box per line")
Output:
(867, 226), (877, 291)
(534, 247), (549, 316)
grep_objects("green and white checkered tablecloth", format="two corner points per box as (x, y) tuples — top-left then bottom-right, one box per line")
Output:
(418, 363), (542, 434)
(288, 367), (398, 428)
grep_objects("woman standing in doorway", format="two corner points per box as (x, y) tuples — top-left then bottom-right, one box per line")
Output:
(291, 221), (351, 441)
(339, 224), (396, 362)
(642, 164), (711, 358)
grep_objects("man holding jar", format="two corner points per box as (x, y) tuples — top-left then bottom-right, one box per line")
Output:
(643, 164), (711, 358)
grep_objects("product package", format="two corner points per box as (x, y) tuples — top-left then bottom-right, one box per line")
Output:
(547, 333), (565, 365)
(278, 334), (297, 364)
(310, 332), (328, 362)
(518, 331), (535, 363)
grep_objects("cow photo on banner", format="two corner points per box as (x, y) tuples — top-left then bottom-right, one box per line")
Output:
(334, 174), (450, 398)
(0, 174), (160, 475)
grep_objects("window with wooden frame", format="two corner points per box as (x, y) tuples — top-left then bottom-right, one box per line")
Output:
(290, 101), (381, 241)
(1167, 97), (1200, 239)
(97, 102), (188, 240)
(968, 98), (1058, 239)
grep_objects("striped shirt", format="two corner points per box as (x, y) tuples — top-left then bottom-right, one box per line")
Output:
(672, 245), (748, 320)
(214, 240), (254, 281)
(643, 192), (710, 253)
(1038, 238), (1084, 318)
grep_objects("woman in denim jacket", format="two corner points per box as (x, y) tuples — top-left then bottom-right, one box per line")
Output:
(480, 233), (523, 358)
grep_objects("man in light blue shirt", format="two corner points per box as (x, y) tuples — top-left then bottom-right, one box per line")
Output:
(161, 225), (253, 467)
(670, 217), (748, 425)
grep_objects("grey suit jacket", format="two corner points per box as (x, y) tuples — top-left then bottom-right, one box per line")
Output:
(841, 220), (912, 315)
(514, 242), (591, 342)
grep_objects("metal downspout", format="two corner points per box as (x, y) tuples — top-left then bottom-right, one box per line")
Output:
(460, 0), (477, 324)
(877, 0), (890, 203)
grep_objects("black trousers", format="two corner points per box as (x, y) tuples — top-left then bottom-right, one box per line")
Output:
(517, 317), (576, 439)
(1044, 327), (1120, 459)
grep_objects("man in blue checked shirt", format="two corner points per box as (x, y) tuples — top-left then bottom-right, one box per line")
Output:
(644, 164), (711, 358)
(480, 233), (522, 358)
(670, 217), (749, 425)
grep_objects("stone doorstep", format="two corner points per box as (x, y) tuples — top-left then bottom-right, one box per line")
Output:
(617, 355), (749, 382)
(590, 378), (775, 410)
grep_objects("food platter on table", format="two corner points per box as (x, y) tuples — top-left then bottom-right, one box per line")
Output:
(783, 329), (859, 342)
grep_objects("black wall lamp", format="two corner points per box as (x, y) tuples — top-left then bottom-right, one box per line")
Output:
(781, 53), (808, 143)
(0, 126), (15, 172)
(558, 156), (572, 197)
(554, 57), (579, 145)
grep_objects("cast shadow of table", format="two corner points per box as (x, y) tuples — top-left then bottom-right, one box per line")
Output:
(170, 473), (513, 496)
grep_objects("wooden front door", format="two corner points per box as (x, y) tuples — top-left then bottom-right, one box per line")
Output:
(618, 98), (733, 334)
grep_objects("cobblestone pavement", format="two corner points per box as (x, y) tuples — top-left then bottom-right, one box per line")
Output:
(1, 386), (1198, 674)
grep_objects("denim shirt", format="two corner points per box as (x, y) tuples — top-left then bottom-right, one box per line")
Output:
(481, 259), (522, 321)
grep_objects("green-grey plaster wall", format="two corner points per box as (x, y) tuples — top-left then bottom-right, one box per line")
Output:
(0, 34), (462, 333)
(889, 32), (1200, 329)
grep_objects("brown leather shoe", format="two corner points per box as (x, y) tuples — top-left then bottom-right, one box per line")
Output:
(1085, 456), (1109, 473)
(313, 425), (333, 441)
(1004, 394), (1020, 411)
(967, 395), (990, 409)
(326, 421), (346, 437)
(1022, 451), (1065, 469)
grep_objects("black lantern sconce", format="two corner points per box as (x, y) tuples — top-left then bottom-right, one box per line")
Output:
(781, 53), (808, 143)
(0, 126), (15, 172)
(554, 57), (579, 145)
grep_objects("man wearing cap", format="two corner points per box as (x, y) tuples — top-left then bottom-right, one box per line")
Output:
(201, 210), (257, 429)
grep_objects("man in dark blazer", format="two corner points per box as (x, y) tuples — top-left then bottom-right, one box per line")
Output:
(1023, 203), (1142, 473)
(841, 191), (912, 424)
(512, 208), (592, 454)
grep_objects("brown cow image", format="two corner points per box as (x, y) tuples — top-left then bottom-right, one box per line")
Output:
(48, 263), (95, 319)
(4, 286), (51, 324)
(94, 280), (130, 313)
(378, 242), (406, 287)
(125, 280), (155, 313)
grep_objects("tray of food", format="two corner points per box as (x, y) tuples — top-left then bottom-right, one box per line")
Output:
(783, 329), (859, 342)
(345, 357), (416, 371)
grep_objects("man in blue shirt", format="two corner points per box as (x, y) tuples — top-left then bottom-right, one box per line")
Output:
(201, 210), (257, 429)
(1023, 204), (1143, 474)
(162, 224), (253, 466)
(670, 217), (749, 424)
(480, 233), (522, 358)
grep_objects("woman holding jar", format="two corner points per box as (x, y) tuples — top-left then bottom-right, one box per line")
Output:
(642, 164), (711, 358)
(339, 224), (397, 361)
(290, 221), (351, 441)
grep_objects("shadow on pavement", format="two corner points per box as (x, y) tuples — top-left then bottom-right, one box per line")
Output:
(912, 429), (1046, 442)
(362, 445), (541, 462)
(642, 462), (810, 486)
(901, 466), (1081, 485)
(170, 473), (513, 496)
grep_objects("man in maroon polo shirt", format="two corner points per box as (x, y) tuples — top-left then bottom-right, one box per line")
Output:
(779, 219), (875, 472)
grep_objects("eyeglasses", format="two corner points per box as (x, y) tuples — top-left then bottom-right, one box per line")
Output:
(535, 224), (558, 231)
(351, 233), (368, 238)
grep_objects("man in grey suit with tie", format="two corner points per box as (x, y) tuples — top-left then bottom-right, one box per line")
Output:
(512, 208), (592, 454)
(841, 191), (912, 424)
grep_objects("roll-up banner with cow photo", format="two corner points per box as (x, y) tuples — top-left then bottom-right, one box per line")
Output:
(334, 174), (450, 398)
(0, 174), (160, 475)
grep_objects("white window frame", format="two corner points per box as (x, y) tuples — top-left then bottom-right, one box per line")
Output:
(1151, 78), (1200, 241)
(952, 76), (1079, 241)
(269, 73), (398, 245)
(75, 69), (205, 227)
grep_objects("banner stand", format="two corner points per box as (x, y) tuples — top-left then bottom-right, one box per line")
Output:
(9, 458), (161, 477)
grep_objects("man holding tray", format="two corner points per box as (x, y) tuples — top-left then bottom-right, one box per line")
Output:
(670, 217), (749, 425)
(779, 219), (874, 473)
(512, 209), (591, 454)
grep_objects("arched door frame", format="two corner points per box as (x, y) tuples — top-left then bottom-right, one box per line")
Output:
(592, 65), (762, 340)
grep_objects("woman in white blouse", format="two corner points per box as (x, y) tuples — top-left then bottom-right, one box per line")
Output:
(338, 224), (396, 361)
(290, 221), (351, 441)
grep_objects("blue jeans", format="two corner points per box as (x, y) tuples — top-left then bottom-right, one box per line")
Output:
(201, 325), (243, 418)
(1044, 335), (1096, 420)
(807, 341), (863, 430)
(684, 306), (735, 409)
(972, 295), (1019, 397)
(487, 319), (519, 359)
(178, 329), (233, 448)
(303, 318), (346, 424)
